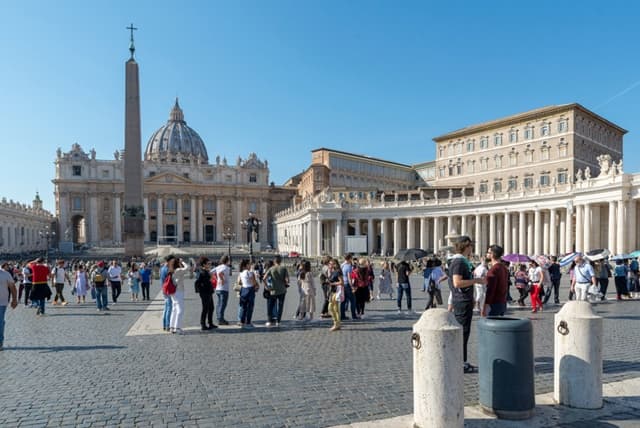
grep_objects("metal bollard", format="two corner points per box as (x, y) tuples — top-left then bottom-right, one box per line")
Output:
(554, 301), (603, 408)
(413, 308), (463, 428)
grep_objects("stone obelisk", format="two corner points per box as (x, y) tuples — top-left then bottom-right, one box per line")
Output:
(123, 24), (145, 256)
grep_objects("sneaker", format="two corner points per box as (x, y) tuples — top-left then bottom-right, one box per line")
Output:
(208, 324), (218, 329)
(463, 363), (478, 374)
(275, 322), (280, 327)
(201, 326), (209, 331)
(397, 310), (402, 315)
(103, 307), (110, 311)
(219, 320), (229, 326)
(62, 301), (68, 306)
(265, 322), (272, 327)
(406, 310), (415, 315)
(330, 325), (340, 332)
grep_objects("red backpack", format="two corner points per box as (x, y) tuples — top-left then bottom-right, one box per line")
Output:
(162, 272), (176, 295)
(210, 272), (218, 290)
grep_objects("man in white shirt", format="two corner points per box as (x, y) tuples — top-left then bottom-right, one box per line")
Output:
(571, 254), (597, 301)
(214, 255), (232, 325)
(0, 261), (18, 350)
(50, 260), (71, 306)
(107, 260), (122, 304)
(474, 258), (489, 316)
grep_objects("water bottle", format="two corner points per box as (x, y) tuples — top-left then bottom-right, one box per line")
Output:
(267, 276), (273, 289)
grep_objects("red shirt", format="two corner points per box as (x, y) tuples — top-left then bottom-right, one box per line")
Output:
(485, 262), (509, 305)
(30, 263), (50, 284)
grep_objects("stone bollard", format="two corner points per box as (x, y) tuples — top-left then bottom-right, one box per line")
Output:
(554, 300), (603, 408)
(413, 308), (463, 428)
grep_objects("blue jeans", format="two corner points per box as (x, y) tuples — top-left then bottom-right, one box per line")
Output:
(216, 290), (229, 322)
(238, 288), (256, 324)
(488, 302), (507, 316)
(95, 286), (109, 310)
(340, 287), (357, 319)
(267, 293), (286, 322)
(162, 294), (172, 329)
(397, 283), (412, 310)
(33, 299), (45, 314)
(0, 305), (6, 345)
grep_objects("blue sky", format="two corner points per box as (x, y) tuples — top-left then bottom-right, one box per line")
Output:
(2, 0), (640, 211)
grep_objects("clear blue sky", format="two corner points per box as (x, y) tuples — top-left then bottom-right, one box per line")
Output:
(2, 0), (639, 212)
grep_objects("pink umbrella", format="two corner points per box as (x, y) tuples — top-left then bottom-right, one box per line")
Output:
(502, 253), (532, 263)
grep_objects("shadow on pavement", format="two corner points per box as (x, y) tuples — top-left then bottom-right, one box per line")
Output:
(2, 345), (127, 353)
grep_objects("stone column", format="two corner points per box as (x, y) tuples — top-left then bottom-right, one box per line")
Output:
(393, 218), (401, 256)
(519, 211), (526, 254)
(543, 211), (550, 255)
(527, 213), (534, 255)
(143, 197), (149, 241)
(503, 212), (511, 255)
(198, 198), (204, 242)
(336, 219), (344, 256)
(235, 199), (243, 241)
(114, 195), (122, 242)
(367, 218), (375, 255)
(608, 201), (616, 253)
(316, 217), (323, 256)
(575, 204), (583, 252)
(550, 208), (557, 256)
(354, 219), (361, 236)
(216, 199), (223, 244)
(584, 203), (591, 252)
(474, 214), (481, 253)
(176, 198), (183, 243)
(381, 219), (389, 256)
(89, 196), (98, 243)
(559, 209), (566, 255)
(461, 215), (468, 236)
(447, 215), (454, 235)
(407, 218), (415, 249)
(617, 200), (625, 254)
(420, 218), (429, 250)
(566, 206), (574, 253)
(489, 213), (496, 247)
(628, 200), (637, 253)
(534, 209), (541, 255)
(591, 205), (601, 249)
(156, 196), (163, 242)
(433, 216), (440, 252)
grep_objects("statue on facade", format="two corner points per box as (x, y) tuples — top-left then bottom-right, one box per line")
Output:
(64, 227), (71, 241)
(90, 148), (96, 160)
(584, 166), (591, 179)
(56, 147), (62, 158)
(114, 150), (120, 161)
(223, 157), (228, 166)
(597, 154), (612, 176)
(448, 188), (453, 199)
(216, 155), (220, 165)
(237, 156), (242, 166)
(434, 190), (439, 201)
(617, 159), (624, 175)
(576, 168), (583, 182)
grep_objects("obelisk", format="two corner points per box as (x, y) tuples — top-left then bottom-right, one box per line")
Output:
(123, 24), (145, 256)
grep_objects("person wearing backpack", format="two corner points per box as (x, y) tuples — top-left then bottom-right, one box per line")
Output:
(351, 260), (373, 318)
(264, 255), (289, 327)
(91, 261), (109, 312)
(194, 256), (216, 331)
(168, 257), (189, 334)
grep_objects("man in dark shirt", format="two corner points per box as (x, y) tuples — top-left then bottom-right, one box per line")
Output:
(448, 236), (486, 373)
(396, 260), (413, 314)
(544, 256), (562, 305)
(484, 245), (509, 316)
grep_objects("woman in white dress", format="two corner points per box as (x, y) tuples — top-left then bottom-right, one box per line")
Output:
(74, 265), (89, 304)
(298, 260), (316, 321)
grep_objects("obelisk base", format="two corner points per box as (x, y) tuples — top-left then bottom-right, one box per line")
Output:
(124, 216), (145, 257)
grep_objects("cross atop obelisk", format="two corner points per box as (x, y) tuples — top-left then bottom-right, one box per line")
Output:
(127, 23), (138, 59)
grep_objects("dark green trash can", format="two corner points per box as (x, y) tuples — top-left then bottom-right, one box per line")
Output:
(477, 317), (534, 419)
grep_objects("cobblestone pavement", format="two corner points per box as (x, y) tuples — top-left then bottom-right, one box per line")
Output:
(1, 272), (638, 427)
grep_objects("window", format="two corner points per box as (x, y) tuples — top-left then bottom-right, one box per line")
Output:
(165, 198), (176, 212)
(149, 171), (156, 177)
(508, 177), (518, 191)
(448, 165), (454, 176)
(557, 169), (568, 184)
(509, 151), (518, 166)
(494, 133), (502, 146)
(455, 142), (463, 155)
(0, 227), (3, 246)
(183, 173), (189, 179)
(525, 148), (534, 163)
(494, 155), (502, 168)
(493, 179), (502, 193)
(467, 160), (475, 173)
(447, 144), (453, 156)
(205, 199), (215, 212)
(225, 175), (232, 183)
(72, 165), (82, 176)
(249, 173), (257, 183)
(558, 119), (568, 133)
(102, 170), (109, 178)
(541, 123), (550, 136)
(540, 173), (550, 187)
(72, 197), (83, 211)
(183, 199), (190, 211)
(466, 140), (474, 152)
(150, 199), (157, 212)
(524, 126), (534, 140)
(439, 146), (445, 158)
(509, 129), (518, 143)
(479, 181), (488, 193)
(456, 163), (462, 175)
(480, 137), (488, 149)
(540, 143), (550, 160)
(439, 167), (446, 177)
(558, 138), (568, 157)
(480, 158), (488, 171)
(524, 176), (534, 189)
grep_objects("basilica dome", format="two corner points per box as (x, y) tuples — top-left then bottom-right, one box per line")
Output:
(144, 99), (209, 164)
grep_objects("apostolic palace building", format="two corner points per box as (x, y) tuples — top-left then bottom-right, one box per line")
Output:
(274, 103), (638, 259)
(52, 99), (295, 248)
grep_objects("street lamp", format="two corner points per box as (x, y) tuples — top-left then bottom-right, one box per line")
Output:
(222, 227), (236, 259)
(241, 213), (261, 262)
(39, 226), (56, 262)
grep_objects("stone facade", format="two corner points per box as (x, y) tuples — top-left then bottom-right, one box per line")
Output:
(0, 193), (55, 256)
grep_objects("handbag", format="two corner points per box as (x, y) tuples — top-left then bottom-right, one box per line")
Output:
(263, 289), (270, 299)
(233, 276), (242, 292)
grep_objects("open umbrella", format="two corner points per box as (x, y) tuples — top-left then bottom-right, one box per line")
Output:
(559, 252), (578, 267)
(611, 254), (630, 262)
(585, 248), (610, 261)
(534, 255), (550, 267)
(502, 253), (532, 263)
(394, 248), (430, 262)
(628, 250), (640, 258)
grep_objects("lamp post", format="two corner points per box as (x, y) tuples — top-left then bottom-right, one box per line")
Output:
(241, 213), (261, 262)
(222, 227), (236, 259)
(39, 226), (56, 262)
